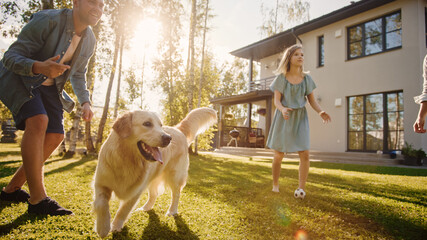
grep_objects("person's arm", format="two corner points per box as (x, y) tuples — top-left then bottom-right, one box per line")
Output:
(414, 101), (427, 133)
(2, 12), (54, 76)
(273, 90), (293, 120)
(307, 91), (331, 123)
(70, 37), (96, 122)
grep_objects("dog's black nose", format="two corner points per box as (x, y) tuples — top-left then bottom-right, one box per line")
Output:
(162, 134), (172, 146)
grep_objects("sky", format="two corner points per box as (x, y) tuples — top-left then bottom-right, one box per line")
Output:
(0, 0), (357, 111)
(208, 0), (355, 62)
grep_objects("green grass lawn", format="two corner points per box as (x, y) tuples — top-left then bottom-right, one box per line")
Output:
(0, 143), (426, 239)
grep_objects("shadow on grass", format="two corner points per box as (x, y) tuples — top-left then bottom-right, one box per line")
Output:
(0, 151), (21, 158)
(0, 154), (97, 179)
(0, 211), (47, 236)
(45, 155), (97, 177)
(282, 159), (427, 177)
(188, 154), (426, 240)
(0, 201), (13, 215)
(140, 210), (198, 240)
(0, 165), (20, 179)
(111, 210), (199, 240)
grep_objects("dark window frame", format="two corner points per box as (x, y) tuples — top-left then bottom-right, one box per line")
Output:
(347, 90), (404, 153)
(425, 8), (427, 47)
(347, 10), (402, 60)
(318, 35), (324, 67)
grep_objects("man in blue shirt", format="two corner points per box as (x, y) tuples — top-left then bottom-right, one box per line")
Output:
(0, 0), (104, 216)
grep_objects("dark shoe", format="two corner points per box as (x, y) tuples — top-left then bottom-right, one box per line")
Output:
(28, 197), (73, 216)
(0, 188), (30, 203)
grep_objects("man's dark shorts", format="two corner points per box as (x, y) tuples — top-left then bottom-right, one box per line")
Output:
(13, 85), (64, 134)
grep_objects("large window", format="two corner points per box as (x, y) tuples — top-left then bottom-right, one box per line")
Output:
(348, 11), (401, 59)
(318, 35), (324, 67)
(348, 91), (404, 152)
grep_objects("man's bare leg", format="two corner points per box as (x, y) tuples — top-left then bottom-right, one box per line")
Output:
(3, 131), (64, 197)
(2, 115), (64, 204)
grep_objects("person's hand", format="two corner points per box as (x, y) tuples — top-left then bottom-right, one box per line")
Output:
(414, 102), (427, 134)
(414, 117), (426, 133)
(280, 107), (293, 120)
(82, 102), (93, 122)
(32, 55), (70, 79)
(319, 111), (331, 124)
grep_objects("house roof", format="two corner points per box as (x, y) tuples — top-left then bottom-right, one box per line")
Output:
(230, 0), (396, 61)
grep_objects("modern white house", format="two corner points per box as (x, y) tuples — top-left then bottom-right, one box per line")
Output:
(211, 0), (427, 153)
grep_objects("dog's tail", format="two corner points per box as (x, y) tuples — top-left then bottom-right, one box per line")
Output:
(176, 107), (217, 146)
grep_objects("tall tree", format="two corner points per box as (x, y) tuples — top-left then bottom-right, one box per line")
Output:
(66, 105), (82, 157)
(186, 0), (197, 112)
(95, 0), (141, 148)
(113, 33), (125, 119)
(153, 0), (185, 126)
(96, 32), (120, 149)
(84, 22), (102, 154)
(194, 0), (209, 154)
(259, 0), (310, 37)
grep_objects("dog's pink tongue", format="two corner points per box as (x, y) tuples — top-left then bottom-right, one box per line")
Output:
(150, 146), (163, 164)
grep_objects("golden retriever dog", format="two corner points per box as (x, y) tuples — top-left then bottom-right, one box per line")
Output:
(93, 107), (217, 238)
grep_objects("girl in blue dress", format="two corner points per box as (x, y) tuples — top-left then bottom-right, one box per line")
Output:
(266, 44), (331, 198)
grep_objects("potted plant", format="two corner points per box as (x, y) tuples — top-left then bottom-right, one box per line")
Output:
(401, 142), (426, 166)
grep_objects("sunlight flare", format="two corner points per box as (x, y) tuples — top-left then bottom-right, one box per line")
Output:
(129, 17), (162, 61)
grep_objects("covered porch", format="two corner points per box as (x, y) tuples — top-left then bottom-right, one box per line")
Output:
(211, 79), (274, 148)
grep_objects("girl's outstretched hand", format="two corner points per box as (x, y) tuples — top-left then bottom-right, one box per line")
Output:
(319, 111), (331, 123)
(281, 107), (293, 120)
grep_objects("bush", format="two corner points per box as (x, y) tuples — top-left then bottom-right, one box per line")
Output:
(402, 142), (426, 159)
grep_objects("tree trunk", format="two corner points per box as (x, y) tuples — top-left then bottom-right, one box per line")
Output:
(194, 0), (209, 155)
(187, 0), (197, 112)
(84, 22), (101, 154)
(58, 139), (66, 156)
(66, 105), (82, 157)
(95, 33), (121, 150)
(113, 33), (125, 119)
(41, 0), (54, 9)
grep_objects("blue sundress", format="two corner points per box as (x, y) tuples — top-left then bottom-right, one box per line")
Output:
(266, 74), (316, 153)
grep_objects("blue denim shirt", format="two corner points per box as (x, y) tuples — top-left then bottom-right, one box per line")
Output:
(0, 9), (95, 115)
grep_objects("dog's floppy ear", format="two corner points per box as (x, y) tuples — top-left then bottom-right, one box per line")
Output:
(113, 112), (133, 138)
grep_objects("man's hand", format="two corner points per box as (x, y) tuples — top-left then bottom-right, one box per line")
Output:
(82, 102), (93, 122)
(32, 55), (70, 78)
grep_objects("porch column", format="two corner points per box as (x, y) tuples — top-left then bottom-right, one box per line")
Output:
(217, 105), (224, 149)
(248, 57), (253, 91)
(247, 103), (252, 128)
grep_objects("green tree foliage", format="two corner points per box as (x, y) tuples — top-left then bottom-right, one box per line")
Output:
(259, 0), (310, 37)
(152, 0), (185, 126)
(0, 0), (72, 37)
(216, 58), (248, 98)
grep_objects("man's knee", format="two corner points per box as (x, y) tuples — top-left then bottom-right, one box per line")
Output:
(25, 114), (49, 132)
(49, 133), (65, 144)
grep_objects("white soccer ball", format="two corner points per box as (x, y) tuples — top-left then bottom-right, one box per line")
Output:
(294, 188), (306, 199)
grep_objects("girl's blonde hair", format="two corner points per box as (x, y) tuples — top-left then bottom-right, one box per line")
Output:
(275, 44), (307, 75)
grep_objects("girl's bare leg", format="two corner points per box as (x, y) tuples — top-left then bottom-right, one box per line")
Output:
(272, 150), (284, 192)
(297, 150), (310, 190)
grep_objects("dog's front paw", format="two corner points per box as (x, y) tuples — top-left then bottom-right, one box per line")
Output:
(166, 210), (178, 217)
(111, 220), (125, 233)
(142, 203), (154, 212)
(96, 221), (111, 238)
